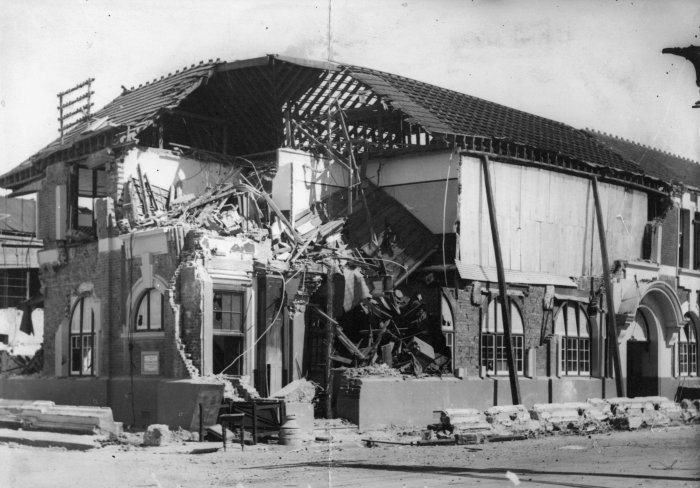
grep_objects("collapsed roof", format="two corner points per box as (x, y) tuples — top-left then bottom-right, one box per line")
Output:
(0, 54), (682, 194)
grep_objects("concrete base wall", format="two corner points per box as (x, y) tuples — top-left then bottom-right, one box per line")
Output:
(0, 377), (223, 430)
(335, 375), (624, 430)
(664, 377), (700, 400)
(0, 377), (108, 407)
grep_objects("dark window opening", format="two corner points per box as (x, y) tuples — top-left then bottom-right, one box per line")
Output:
(679, 209), (691, 269)
(0, 269), (31, 308)
(69, 297), (95, 376)
(213, 335), (244, 375)
(212, 290), (245, 376)
(693, 212), (700, 271)
(69, 165), (108, 238)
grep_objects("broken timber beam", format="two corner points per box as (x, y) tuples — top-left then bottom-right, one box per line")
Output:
(136, 164), (150, 218)
(309, 305), (366, 360)
(591, 176), (625, 397)
(478, 154), (521, 405)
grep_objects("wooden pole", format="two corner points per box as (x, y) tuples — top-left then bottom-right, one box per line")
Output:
(324, 268), (335, 419)
(591, 176), (625, 397)
(479, 155), (521, 405)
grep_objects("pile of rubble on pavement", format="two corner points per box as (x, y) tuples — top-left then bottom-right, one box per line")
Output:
(415, 396), (700, 445)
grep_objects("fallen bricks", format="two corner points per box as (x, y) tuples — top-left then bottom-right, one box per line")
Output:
(680, 399), (700, 423)
(412, 396), (697, 447)
(484, 404), (542, 435)
(530, 402), (610, 433)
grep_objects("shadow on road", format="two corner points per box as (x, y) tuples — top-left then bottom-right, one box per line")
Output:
(242, 460), (700, 488)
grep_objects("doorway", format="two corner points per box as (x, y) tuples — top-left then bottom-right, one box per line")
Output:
(626, 308), (658, 398)
(627, 341), (657, 397)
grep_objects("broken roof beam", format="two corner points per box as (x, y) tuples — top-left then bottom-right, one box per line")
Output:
(291, 120), (352, 172)
(309, 305), (366, 361)
(165, 108), (230, 126)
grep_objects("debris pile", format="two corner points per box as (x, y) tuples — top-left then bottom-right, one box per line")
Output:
(272, 378), (317, 403)
(680, 399), (700, 423)
(119, 149), (447, 401)
(142, 424), (173, 446)
(327, 290), (450, 377)
(530, 402), (609, 433)
(424, 408), (492, 443)
(484, 405), (542, 435)
(402, 396), (695, 447)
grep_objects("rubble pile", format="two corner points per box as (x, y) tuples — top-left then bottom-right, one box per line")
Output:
(142, 424), (172, 446)
(272, 378), (317, 403)
(411, 396), (696, 445)
(484, 405), (542, 435)
(530, 402), (610, 433)
(331, 290), (450, 377)
(680, 399), (700, 423)
(425, 408), (492, 443)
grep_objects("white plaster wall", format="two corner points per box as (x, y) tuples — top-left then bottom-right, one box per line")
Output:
(364, 150), (457, 232)
(272, 148), (348, 220)
(0, 308), (44, 355)
(123, 148), (230, 196)
(459, 155), (648, 277)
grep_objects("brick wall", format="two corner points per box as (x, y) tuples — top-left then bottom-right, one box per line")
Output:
(179, 263), (205, 371)
(41, 242), (118, 376)
(660, 205), (679, 267)
(36, 163), (69, 246)
(452, 281), (581, 379)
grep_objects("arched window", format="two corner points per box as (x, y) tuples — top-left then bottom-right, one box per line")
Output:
(554, 302), (590, 376)
(135, 288), (164, 331)
(70, 297), (95, 376)
(679, 316), (698, 376)
(481, 297), (524, 375)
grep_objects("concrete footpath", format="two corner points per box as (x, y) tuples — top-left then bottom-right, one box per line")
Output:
(0, 428), (103, 451)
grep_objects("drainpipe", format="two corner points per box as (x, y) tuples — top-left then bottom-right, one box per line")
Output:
(591, 177), (625, 397)
(478, 154), (521, 405)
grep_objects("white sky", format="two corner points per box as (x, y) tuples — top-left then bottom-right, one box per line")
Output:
(1, 0), (699, 176)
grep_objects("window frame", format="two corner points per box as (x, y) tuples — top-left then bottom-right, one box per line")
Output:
(554, 302), (591, 377)
(213, 290), (245, 334)
(481, 297), (525, 376)
(212, 290), (246, 376)
(69, 296), (95, 377)
(134, 288), (164, 332)
(679, 318), (698, 377)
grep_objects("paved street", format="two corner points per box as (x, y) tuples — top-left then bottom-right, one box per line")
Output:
(1, 425), (699, 487)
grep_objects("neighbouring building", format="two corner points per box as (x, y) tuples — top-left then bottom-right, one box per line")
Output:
(0, 55), (697, 429)
(0, 196), (43, 372)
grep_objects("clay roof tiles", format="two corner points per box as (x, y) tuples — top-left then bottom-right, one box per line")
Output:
(585, 129), (700, 189)
(5, 54), (695, 190)
(345, 65), (641, 174)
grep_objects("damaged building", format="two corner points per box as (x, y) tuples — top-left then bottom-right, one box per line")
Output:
(0, 55), (697, 430)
